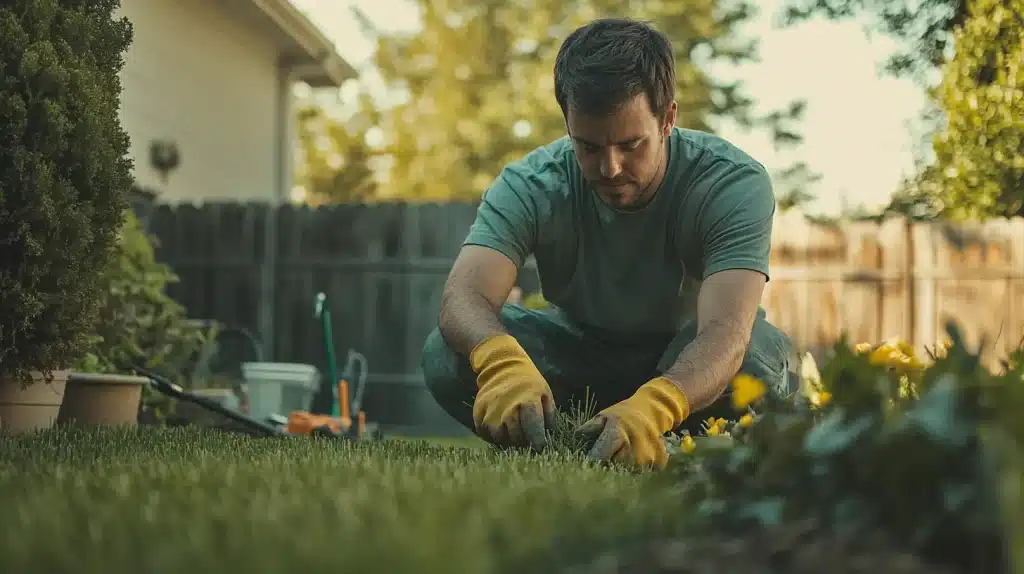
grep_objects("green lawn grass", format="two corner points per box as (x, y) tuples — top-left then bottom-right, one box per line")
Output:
(0, 425), (685, 574)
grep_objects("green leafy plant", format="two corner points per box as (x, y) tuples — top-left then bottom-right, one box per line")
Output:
(73, 210), (215, 417)
(0, 1), (134, 388)
(658, 322), (1021, 573)
(911, 0), (1024, 219)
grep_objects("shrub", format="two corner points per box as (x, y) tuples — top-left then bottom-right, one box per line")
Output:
(73, 210), (214, 414)
(652, 323), (1022, 573)
(0, 1), (134, 387)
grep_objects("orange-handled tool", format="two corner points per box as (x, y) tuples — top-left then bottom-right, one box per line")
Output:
(286, 411), (344, 435)
(337, 379), (352, 430)
(286, 378), (353, 436)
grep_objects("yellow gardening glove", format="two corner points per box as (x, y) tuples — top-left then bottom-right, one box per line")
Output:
(576, 377), (690, 469)
(469, 334), (557, 451)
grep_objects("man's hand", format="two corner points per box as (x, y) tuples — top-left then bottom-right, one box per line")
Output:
(470, 334), (557, 451)
(576, 377), (690, 469)
(437, 245), (557, 449)
(577, 269), (766, 469)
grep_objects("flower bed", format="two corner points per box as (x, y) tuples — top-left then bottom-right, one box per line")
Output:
(608, 322), (1022, 573)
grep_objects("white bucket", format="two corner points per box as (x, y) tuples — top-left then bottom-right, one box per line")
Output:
(241, 362), (320, 421)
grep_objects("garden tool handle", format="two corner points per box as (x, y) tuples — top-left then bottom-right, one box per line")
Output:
(314, 292), (327, 318)
(131, 365), (284, 437)
(314, 292), (341, 417)
(346, 350), (369, 416)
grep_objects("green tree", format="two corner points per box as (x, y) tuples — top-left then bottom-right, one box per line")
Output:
(909, 0), (1024, 220)
(774, 161), (822, 212)
(0, 0), (134, 386)
(294, 92), (381, 204)
(353, 0), (810, 201)
(781, 0), (1024, 220)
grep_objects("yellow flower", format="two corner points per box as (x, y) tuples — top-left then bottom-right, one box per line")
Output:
(868, 343), (899, 366)
(681, 435), (696, 453)
(811, 391), (832, 408)
(706, 424), (721, 436)
(738, 413), (754, 427)
(923, 338), (952, 359)
(901, 354), (924, 370)
(855, 343), (873, 354)
(731, 374), (766, 410)
(867, 342), (924, 371)
(890, 338), (915, 358)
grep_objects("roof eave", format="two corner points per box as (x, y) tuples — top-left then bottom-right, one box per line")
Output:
(250, 0), (357, 87)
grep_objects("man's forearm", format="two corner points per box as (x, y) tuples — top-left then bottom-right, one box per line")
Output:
(438, 288), (507, 358)
(661, 321), (750, 411)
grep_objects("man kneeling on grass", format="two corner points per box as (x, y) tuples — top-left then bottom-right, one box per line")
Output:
(420, 17), (795, 469)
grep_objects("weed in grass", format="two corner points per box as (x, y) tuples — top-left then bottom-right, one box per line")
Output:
(476, 388), (599, 460)
(547, 388), (599, 456)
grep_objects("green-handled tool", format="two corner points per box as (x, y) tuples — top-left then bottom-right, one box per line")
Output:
(312, 291), (380, 439)
(314, 292), (340, 417)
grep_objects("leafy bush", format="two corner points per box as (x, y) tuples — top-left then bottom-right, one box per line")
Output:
(0, 1), (134, 387)
(73, 210), (215, 414)
(651, 323), (1022, 573)
(910, 0), (1024, 219)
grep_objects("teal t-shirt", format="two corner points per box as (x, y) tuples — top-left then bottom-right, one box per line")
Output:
(463, 127), (776, 337)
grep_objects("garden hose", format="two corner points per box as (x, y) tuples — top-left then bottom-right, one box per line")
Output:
(344, 349), (369, 418)
(188, 321), (265, 383)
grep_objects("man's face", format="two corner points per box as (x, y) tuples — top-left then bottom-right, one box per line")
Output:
(566, 93), (676, 209)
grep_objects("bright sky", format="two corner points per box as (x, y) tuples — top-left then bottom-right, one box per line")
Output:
(291, 0), (930, 216)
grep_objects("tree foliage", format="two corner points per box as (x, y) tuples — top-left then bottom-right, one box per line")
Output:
(881, 0), (1024, 221)
(294, 93), (381, 204)
(778, 0), (967, 83)
(0, 0), (134, 387)
(774, 161), (823, 212)
(912, 0), (1024, 220)
(301, 0), (811, 202)
(783, 0), (1024, 220)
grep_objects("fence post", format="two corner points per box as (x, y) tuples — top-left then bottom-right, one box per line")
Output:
(903, 217), (916, 347)
(913, 222), (938, 351)
(259, 203), (276, 361)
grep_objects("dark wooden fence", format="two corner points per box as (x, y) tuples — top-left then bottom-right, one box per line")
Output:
(144, 201), (1024, 434)
(144, 201), (520, 436)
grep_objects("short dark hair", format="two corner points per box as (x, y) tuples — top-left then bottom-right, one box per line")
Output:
(553, 18), (675, 118)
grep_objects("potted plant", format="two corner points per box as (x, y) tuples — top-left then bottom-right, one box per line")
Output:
(0, 1), (134, 433)
(60, 209), (213, 426)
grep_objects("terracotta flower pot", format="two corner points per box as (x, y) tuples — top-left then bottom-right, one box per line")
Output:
(0, 370), (69, 434)
(57, 372), (147, 426)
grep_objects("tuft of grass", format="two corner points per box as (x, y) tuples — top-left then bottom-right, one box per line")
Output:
(547, 389), (599, 456)
(0, 425), (687, 574)
(473, 389), (600, 458)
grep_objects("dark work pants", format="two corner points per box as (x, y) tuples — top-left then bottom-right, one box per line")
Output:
(420, 304), (795, 437)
